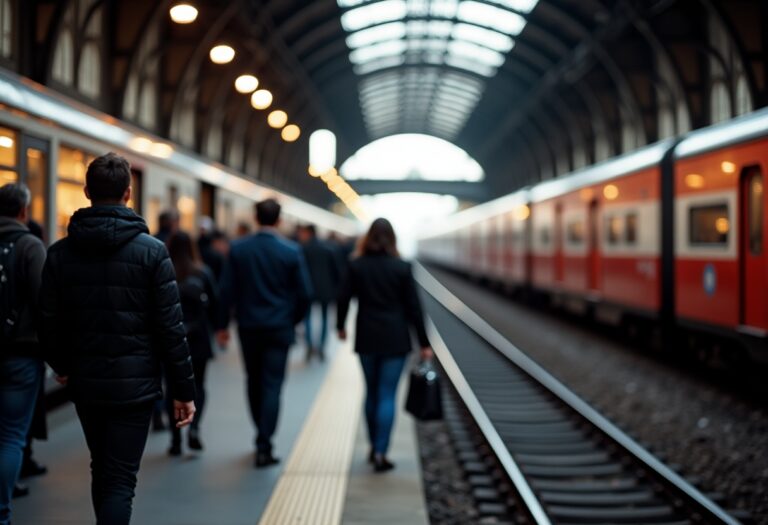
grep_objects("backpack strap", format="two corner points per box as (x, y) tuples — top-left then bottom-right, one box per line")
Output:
(0, 230), (31, 343)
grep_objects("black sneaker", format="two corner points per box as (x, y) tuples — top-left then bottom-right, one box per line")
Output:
(188, 429), (203, 451)
(255, 452), (280, 468)
(12, 483), (29, 499)
(168, 440), (182, 457)
(373, 454), (394, 473)
(20, 459), (48, 479)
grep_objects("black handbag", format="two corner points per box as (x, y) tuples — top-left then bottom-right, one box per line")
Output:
(405, 359), (443, 421)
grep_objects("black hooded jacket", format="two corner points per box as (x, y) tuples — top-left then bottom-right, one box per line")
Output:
(39, 205), (195, 406)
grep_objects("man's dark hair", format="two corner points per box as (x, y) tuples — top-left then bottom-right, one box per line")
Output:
(0, 183), (31, 218)
(255, 198), (281, 226)
(304, 224), (317, 237)
(85, 152), (131, 202)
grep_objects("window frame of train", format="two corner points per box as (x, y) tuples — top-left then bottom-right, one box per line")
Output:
(129, 167), (142, 216)
(625, 212), (638, 245)
(605, 215), (622, 245)
(20, 135), (50, 237)
(744, 167), (763, 255)
(201, 182), (215, 221)
(56, 145), (96, 240)
(688, 203), (730, 246)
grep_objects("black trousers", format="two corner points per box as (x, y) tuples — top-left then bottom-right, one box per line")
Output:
(76, 402), (153, 525)
(238, 328), (290, 454)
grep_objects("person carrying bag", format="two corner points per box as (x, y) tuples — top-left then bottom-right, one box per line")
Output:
(337, 218), (433, 473)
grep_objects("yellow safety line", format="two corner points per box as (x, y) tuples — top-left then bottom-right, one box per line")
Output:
(258, 337), (363, 524)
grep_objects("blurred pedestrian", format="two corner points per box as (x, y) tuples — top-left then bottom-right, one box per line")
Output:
(297, 224), (341, 362)
(0, 184), (46, 525)
(155, 209), (179, 244)
(216, 198), (312, 468)
(197, 217), (224, 281)
(39, 153), (195, 524)
(235, 221), (251, 238)
(165, 231), (218, 455)
(337, 218), (432, 473)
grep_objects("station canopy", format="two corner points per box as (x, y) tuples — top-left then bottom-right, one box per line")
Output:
(338, 0), (538, 141)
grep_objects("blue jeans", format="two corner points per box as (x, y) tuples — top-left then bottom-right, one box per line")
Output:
(359, 354), (407, 455)
(238, 328), (291, 454)
(304, 302), (329, 351)
(0, 357), (43, 525)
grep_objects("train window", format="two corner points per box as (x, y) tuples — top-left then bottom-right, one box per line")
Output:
(26, 148), (48, 229)
(625, 213), (638, 244)
(539, 228), (550, 245)
(748, 170), (763, 255)
(606, 216), (622, 245)
(57, 146), (96, 239)
(567, 221), (585, 244)
(689, 204), (729, 245)
(0, 127), (17, 169)
(0, 169), (15, 184)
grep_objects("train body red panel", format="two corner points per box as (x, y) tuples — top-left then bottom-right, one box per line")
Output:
(674, 135), (768, 334)
(418, 109), (768, 361)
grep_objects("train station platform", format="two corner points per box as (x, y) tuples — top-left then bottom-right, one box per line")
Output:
(11, 321), (429, 525)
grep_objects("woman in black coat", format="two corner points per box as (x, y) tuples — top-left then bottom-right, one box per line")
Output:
(337, 218), (432, 472)
(166, 231), (218, 455)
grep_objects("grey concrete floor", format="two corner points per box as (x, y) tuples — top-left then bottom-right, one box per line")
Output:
(12, 335), (335, 525)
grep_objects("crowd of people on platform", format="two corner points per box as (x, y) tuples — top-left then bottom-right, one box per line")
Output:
(0, 152), (432, 525)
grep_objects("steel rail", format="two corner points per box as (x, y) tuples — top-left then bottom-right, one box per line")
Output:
(414, 263), (741, 525)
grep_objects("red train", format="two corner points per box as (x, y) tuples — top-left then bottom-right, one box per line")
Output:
(418, 108), (768, 363)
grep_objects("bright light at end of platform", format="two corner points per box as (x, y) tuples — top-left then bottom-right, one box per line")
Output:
(603, 184), (619, 200)
(309, 129), (337, 174)
(235, 75), (259, 93)
(721, 161), (737, 174)
(250, 89), (273, 110)
(267, 110), (288, 129)
(210, 45), (235, 64)
(170, 4), (198, 24)
(281, 124), (301, 142)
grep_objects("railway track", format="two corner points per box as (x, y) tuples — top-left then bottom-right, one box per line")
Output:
(415, 264), (742, 525)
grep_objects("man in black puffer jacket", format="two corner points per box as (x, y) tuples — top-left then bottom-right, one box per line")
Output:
(39, 153), (195, 525)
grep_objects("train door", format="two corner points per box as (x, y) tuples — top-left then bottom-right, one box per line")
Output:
(555, 203), (564, 283)
(740, 166), (766, 329)
(201, 182), (215, 220)
(588, 200), (600, 291)
(19, 135), (50, 238)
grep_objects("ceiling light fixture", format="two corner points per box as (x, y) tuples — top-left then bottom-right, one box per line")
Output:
(170, 4), (198, 24)
(281, 124), (301, 142)
(234, 75), (259, 93)
(210, 45), (235, 64)
(267, 110), (288, 129)
(250, 89), (273, 110)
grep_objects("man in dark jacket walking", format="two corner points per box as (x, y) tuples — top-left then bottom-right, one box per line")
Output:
(216, 198), (312, 467)
(0, 184), (46, 525)
(39, 153), (195, 525)
(297, 224), (341, 362)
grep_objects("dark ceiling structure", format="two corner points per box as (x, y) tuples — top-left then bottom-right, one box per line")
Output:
(11, 0), (768, 207)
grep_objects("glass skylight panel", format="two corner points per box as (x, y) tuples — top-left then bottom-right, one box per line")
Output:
(445, 54), (496, 77)
(487, 0), (539, 14)
(406, 20), (453, 38)
(341, 0), (408, 32)
(430, 0), (459, 18)
(448, 40), (505, 67)
(407, 0), (430, 17)
(457, 1), (526, 35)
(452, 23), (514, 52)
(350, 39), (407, 64)
(338, 0), (367, 7)
(346, 22), (406, 48)
(354, 55), (406, 74)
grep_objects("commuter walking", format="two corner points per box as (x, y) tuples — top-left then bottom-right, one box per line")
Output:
(197, 216), (225, 280)
(216, 198), (312, 468)
(155, 209), (179, 243)
(0, 184), (46, 525)
(297, 224), (341, 362)
(39, 153), (195, 525)
(165, 231), (218, 455)
(336, 218), (432, 473)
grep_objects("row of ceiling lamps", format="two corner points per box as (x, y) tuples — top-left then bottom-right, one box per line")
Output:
(309, 130), (368, 221)
(170, 4), (300, 143)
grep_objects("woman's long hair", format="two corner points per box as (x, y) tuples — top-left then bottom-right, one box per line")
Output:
(167, 231), (203, 282)
(357, 218), (399, 257)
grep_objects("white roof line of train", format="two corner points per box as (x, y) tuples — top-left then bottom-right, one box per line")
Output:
(419, 105), (768, 239)
(0, 69), (359, 235)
